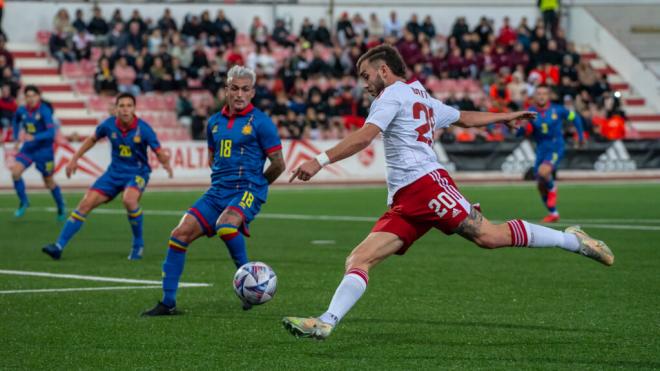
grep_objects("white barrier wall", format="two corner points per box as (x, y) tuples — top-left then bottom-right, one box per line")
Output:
(0, 140), (387, 189)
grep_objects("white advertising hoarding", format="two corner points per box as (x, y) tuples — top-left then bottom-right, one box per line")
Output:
(0, 140), (387, 189)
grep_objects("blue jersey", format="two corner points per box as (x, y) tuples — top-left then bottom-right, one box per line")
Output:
(522, 104), (584, 150)
(206, 104), (281, 201)
(95, 116), (161, 175)
(13, 103), (56, 152)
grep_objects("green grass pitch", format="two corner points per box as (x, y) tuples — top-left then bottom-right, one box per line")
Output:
(1, 183), (659, 370)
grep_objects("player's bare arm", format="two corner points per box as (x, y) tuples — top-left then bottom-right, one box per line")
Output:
(455, 111), (537, 129)
(289, 124), (381, 182)
(155, 148), (173, 178)
(66, 134), (98, 178)
(264, 149), (286, 184)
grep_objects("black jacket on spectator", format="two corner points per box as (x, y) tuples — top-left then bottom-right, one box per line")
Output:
(158, 17), (177, 34)
(88, 17), (109, 36)
(215, 18), (236, 45)
(73, 17), (87, 33)
(315, 26), (332, 46)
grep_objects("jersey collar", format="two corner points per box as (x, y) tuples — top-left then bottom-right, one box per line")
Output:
(115, 116), (138, 134)
(26, 103), (41, 114)
(221, 103), (254, 117)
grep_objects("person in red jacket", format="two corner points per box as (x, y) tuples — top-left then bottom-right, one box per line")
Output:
(0, 82), (16, 142)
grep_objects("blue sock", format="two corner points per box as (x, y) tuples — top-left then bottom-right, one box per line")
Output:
(56, 210), (87, 250)
(50, 186), (65, 214)
(217, 224), (248, 268)
(162, 237), (188, 307)
(127, 207), (144, 248)
(13, 178), (28, 206)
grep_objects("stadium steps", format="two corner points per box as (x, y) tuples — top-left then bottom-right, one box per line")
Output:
(582, 47), (660, 139)
(10, 41), (191, 141)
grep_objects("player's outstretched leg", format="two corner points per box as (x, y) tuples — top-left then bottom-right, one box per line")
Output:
(11, 163), (29, 217)
(42, 190), (108, 260)
(537, 163), (559, 223)
(456, 207), (614, 266)
(123, 187), (145, 260)
(283, 232), (403, 340)
(44, 175), (66, 222)
(143, 214), (203, 316)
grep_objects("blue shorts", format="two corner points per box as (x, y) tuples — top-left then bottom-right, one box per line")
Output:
(534, 146), (564, 174)
(15, 148), (55, 177)
(187, 188), (263, 238)
(90, 171), (150, 201)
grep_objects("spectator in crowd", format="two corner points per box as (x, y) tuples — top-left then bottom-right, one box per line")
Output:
(94, 57), (117, 95)
(113, 56), (139, 96)
(384, 11), (402, 38)
(299, 18), (315, 43)
(0, 35), (13, 69)
(88, 7), (109, 42)
(72, 9), (86, 33)
(250, 16), (269, 50)
(336, 12), (356, 47)
(215, 10), (236, 46)
(272, 19), (294, 48)
(315, 19), (332, 46)
(72, 28), (93, 60)
(368, 13), (384, 39)
(158, 8), (178, 35)
(43, 7), (624, 142)
(539, 0), (560, 37)
(53, 8), (74, 36)
(190, 104), (208, 140)
(0, 83), (16, 140)
(176, 89), (194, 127)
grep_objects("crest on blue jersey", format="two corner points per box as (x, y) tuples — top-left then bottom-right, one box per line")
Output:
(212, 125), (218, 133)
(242, 123), (253, 135)
(35, 113), (41, 120)
(133, 135), (141, 143)
(111, 132), (117, 139)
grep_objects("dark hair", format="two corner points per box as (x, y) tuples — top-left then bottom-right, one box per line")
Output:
(24, 85), (41, 95)
(536, 84), (550, 90)
(356, 44), (407, 78)
(115, 92), (136, 105)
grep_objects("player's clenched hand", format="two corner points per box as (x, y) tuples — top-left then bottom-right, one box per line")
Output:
(505, 111), (537, 130)
(164, 163), (173, 178)
(289, 159), (322, 183)
(65, 160), (78, 179)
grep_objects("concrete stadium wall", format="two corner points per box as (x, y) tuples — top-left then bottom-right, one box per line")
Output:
(568, 7), (660, 111)
(5, 1), (539, 43)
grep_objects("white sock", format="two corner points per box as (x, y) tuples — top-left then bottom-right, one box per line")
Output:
(319, 268), (368, 326)
(508, 220), (580, 252)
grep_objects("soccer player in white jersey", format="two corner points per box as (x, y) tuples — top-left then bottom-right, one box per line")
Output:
(282, 45), (614, 340)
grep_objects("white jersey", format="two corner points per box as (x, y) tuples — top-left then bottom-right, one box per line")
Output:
(365, 80), (460, 205)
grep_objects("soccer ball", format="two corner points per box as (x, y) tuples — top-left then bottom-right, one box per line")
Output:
(233, 262), (277, 305)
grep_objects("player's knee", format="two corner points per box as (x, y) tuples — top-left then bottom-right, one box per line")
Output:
(43, 176), (55, 189)
(122, 196), (139, 210)
(170, 226), (192, 244)
(345, 250), (370, 272)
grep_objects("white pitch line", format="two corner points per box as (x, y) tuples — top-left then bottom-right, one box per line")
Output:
(1, 207), (659, 231)
(0, 285), (163, 295)
(0, 269), (210, 287)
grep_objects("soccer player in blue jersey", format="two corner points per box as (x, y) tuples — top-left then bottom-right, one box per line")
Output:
(10, 85), (66, 220)
(143, 65), (285, 316)
(41, 93), (172, 260)
(523, 85), (584, 223)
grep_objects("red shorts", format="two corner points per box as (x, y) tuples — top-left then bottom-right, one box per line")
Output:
(372, 169), (472, 255)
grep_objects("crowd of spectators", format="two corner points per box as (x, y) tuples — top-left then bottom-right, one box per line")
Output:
(47, 6), (626, 141)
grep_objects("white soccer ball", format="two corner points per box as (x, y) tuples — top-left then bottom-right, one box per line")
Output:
(233, 261), (277, 305)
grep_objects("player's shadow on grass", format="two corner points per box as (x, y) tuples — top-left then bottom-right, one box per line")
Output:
(352, 317), (607, 333)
